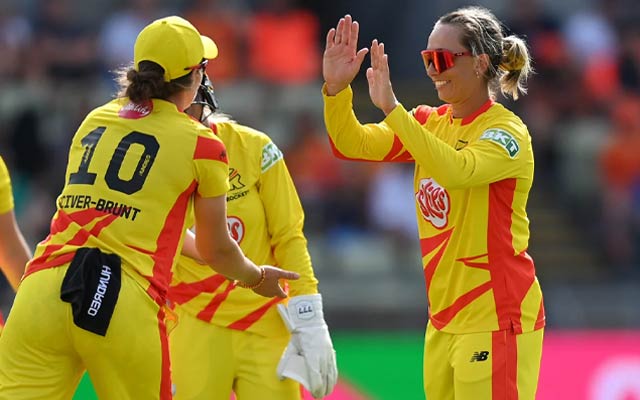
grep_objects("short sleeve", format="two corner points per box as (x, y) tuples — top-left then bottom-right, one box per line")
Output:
(192, 135), (230, 198)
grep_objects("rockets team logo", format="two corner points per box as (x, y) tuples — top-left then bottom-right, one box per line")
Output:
(416, 178), (450, 229)
(229, 168), (245, 190)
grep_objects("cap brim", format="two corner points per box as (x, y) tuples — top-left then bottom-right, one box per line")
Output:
(201, 36), (218, 59)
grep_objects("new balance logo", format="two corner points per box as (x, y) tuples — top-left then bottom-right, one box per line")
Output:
(470, 351), (490, 362)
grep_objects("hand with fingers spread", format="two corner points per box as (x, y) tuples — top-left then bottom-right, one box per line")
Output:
(323, 14), (369, 96)
(366, 39), (399, 115)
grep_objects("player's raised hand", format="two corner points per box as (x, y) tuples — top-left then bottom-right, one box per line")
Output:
(323, 14), (369, 96)
(366, 39), (399, 115)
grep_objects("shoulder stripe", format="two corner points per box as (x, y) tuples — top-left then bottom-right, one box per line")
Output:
(194, 136), (228, 163)
(413, 105), (433, 124)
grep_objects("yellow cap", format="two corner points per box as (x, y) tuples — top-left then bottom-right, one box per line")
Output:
(134, 16), (218, 82)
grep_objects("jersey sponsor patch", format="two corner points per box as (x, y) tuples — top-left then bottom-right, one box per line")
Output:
(261, 142), (283, 173)
(416, 178), (450, 229)
(479, 128), (520, 158)
(227, 216), (244, 243)
(118, 100), (152, 119)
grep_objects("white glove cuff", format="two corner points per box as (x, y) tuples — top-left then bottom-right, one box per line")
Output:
(280, 294), (325, 330)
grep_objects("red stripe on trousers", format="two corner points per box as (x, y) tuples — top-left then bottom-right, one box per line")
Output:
(492, 330), (518, 399)
(158, 306), (172, 400)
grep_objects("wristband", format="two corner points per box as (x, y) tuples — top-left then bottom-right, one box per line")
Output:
(236, 267), (266, 289)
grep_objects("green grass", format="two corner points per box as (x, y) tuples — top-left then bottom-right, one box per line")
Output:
(73, 331), (426, 400)
(73, 373), (97, 400)
(332, 331), (425, 400)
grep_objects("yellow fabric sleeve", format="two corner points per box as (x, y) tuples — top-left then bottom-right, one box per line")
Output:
(323, 85), (398, 161)
(384, 104), (532, 189)
(0, 157), (14, 214)
(259, 142), (318, 296)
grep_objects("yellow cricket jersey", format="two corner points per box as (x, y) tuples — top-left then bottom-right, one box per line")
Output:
(25, 98), (229, 303)
(0, 156), (11, 328)
(170, 120), (318, 337)
(0, 157), (13, 215)
(324, 85), (544, 334)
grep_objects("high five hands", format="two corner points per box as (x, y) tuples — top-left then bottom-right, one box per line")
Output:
(323, 14), (399, 115)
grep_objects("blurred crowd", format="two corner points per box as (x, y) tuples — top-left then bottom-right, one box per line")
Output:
(1, 0), (640, 305)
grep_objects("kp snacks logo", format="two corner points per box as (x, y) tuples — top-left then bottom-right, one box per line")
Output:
(227, 216), (244, 243)
(416, 178), (450, 229)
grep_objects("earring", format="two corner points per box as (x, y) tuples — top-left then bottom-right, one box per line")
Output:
(475, 70), (480, 79)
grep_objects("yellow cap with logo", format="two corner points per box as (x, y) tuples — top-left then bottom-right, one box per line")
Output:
(134, 16), (218, 82)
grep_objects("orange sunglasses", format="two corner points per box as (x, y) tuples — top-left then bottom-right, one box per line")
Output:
(421, 49), (472, 74)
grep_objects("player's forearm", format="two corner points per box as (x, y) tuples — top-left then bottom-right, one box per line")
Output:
(323, 85), (394, 161)
(196, 234), (262, 284)
(0, 213), (31, 290)
(1, 252), (28, 291)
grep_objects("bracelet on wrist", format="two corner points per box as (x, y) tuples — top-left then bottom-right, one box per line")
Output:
(236, 267), (266, 290)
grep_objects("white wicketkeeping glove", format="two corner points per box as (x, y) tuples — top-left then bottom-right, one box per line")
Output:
(277, 294), (338, 399)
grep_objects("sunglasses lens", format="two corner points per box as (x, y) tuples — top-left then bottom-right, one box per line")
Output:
(436, 51), (447, 72)
(422, 52), (434, 72)
(422, 50), (455, 73)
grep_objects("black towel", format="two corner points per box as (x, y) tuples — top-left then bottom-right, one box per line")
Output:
(60, 247), (122, 336)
